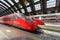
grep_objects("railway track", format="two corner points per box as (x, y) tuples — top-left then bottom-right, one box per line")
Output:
(38, 25), (60, 32)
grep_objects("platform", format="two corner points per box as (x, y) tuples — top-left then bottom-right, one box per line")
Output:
(0, 24), (40, 40)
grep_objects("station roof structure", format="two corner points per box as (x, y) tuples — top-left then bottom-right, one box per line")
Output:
(0, 0), (57, 16)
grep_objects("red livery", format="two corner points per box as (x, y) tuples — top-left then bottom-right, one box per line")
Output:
(28, 16), (44, 25)
(33, 18), (44, 25)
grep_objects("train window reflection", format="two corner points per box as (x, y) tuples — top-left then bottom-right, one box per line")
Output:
(3, 18), (10, 21)
(10, 15), (19, 20)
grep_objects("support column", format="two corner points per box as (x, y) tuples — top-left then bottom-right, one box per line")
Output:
(19, 0), (29, 15)
(27, 0), (36, 15)
(40, 0), (47, 14)
(56, 0), (60, 12)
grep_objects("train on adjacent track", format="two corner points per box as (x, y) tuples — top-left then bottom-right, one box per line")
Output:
(0, 14), (44, 31)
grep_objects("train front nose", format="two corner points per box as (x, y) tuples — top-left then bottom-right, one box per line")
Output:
(29, 24), (38, 31)
(40, 21), (44, 25)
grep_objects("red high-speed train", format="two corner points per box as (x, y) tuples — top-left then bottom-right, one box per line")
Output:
(0, 14), (44, 31)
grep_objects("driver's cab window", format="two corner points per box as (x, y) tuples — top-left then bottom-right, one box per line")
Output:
(21, 14), (33, 21)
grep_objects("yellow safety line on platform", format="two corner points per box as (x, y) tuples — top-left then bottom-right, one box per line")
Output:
(38, 25), (60, 32)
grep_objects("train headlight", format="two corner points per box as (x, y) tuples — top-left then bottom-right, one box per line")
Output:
(14, 21), (20, 24)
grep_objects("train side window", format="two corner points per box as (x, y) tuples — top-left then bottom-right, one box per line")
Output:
(3, 18), (10, 21)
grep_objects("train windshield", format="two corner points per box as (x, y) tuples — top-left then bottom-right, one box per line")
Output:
(10, 15), (19, 20)
(10, 14), (33, 21)
(21, 14), (33, 22)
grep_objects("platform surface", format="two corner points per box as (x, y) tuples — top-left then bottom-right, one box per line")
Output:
(0, 24), (40, 40)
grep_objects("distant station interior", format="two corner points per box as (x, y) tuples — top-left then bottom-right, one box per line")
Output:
(0, 0), (60, 40)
